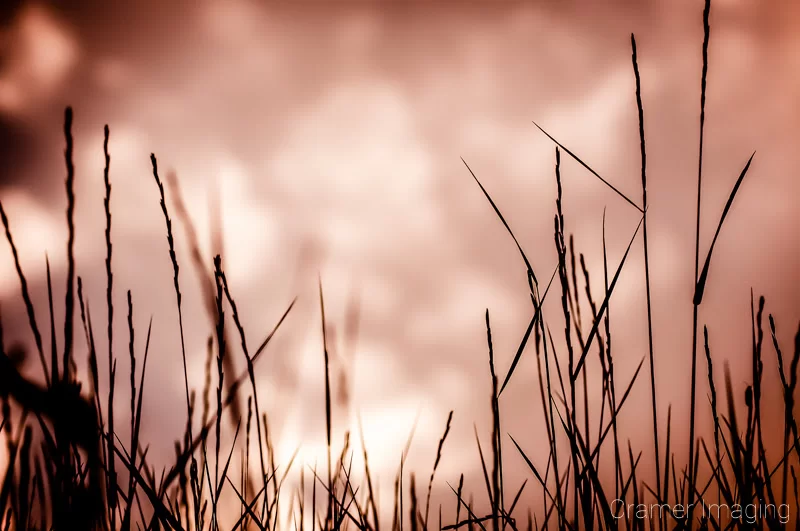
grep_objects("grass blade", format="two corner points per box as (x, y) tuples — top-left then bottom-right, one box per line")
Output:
(532, 122), (643, 213)
(693, 152), (756, 305)
(462, 157), (539, 290)
(572, 215), (644, 379)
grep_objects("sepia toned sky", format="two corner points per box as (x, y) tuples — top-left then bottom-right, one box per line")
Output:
(0, 0), (799, 524)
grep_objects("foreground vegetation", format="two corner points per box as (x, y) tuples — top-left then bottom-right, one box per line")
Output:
(0, 0), (797, 528)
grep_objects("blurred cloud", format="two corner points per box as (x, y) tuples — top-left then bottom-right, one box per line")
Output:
(0, 4), (78, 114)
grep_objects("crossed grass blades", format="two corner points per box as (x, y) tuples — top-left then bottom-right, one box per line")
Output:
(0, 0), (798, 528)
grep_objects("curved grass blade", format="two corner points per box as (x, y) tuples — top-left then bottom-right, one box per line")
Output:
(461, 157), (538, 289)
(499, 265), (558, 396)
(693, 152), (756, 305)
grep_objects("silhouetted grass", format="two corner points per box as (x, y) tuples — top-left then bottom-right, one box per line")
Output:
(0, 0), (796, 529)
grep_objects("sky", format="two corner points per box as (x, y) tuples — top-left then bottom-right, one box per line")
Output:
(0, 0), (799, 525)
